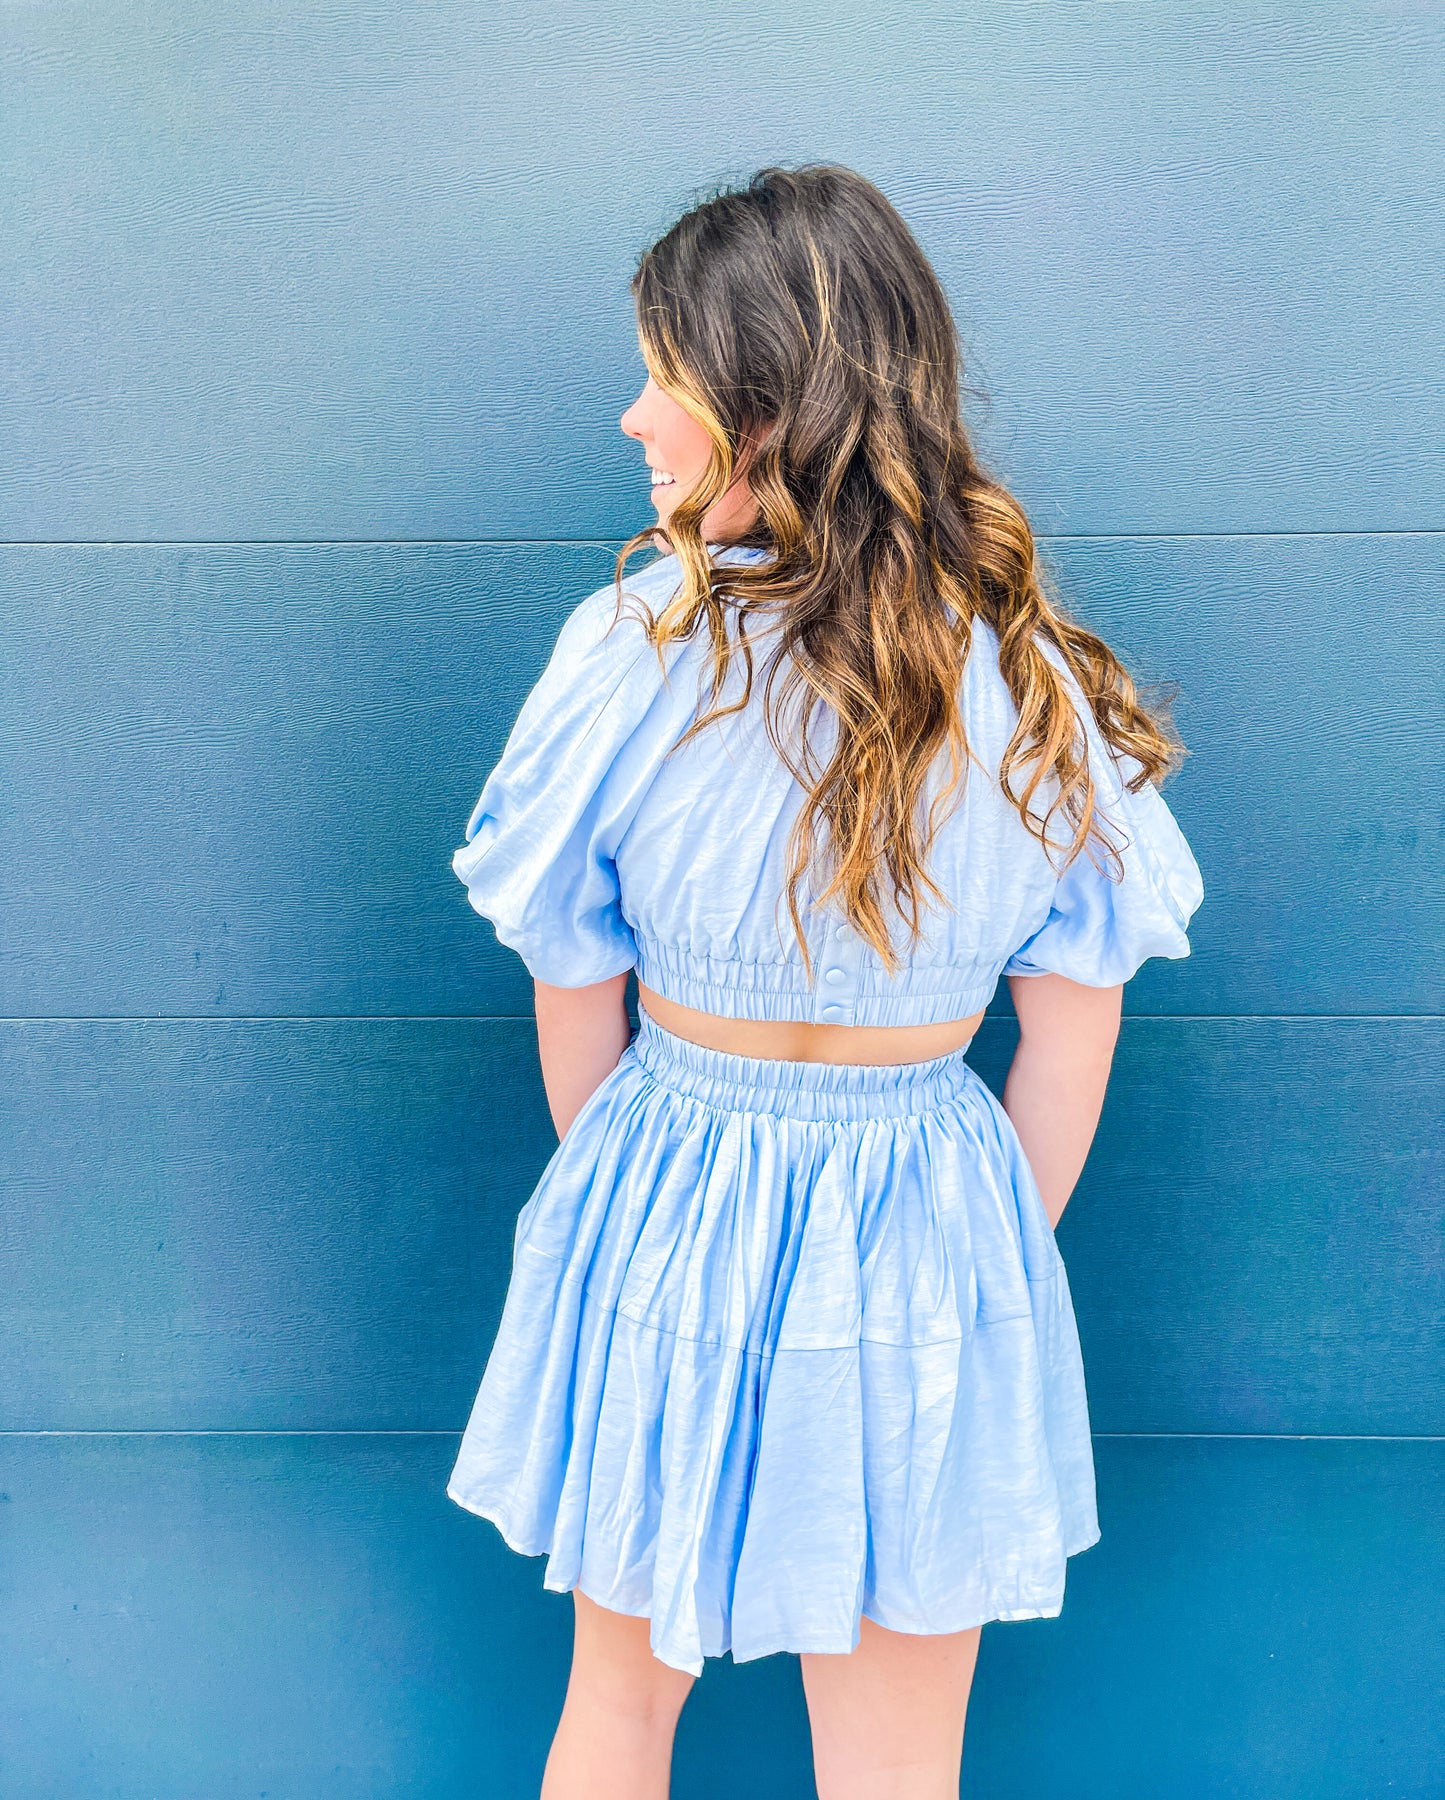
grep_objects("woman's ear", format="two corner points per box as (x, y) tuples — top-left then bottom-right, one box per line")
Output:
(737, 417), (778, 476)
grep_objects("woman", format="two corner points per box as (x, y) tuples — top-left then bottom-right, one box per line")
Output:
(448, 166), (1203, 1798)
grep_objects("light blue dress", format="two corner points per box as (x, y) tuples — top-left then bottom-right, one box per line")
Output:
(447, 546), (1204, 1675)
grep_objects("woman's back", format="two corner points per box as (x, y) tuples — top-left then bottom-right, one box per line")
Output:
(453, 545), (1203, 1030)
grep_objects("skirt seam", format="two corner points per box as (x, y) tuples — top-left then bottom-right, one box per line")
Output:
(515, 1247), (980, 1351)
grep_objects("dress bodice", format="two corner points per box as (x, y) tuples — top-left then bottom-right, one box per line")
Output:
(453, 548), (1204, 1024)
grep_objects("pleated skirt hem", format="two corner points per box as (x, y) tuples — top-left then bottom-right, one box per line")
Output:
(445, 1477), (1101, 1677)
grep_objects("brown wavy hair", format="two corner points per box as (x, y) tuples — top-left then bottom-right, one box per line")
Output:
(615, 164), (1184, 979)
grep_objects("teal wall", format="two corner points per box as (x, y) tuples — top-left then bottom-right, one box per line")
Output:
(3, 5), (1441, 1794)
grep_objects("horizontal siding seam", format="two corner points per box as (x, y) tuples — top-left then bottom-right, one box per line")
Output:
(2, 1430), (1441, 1442)
(0, 1014), (1438, 1025)
(1, 529), (1443, 549)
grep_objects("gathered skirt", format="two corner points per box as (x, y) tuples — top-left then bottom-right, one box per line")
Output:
(447, 1008), (1100, 1676)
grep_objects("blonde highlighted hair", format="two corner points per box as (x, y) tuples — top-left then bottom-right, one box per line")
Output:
(616, 164), (1185, 979)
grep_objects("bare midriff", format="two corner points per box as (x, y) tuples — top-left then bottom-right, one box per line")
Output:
(636, 982), (986, 1067)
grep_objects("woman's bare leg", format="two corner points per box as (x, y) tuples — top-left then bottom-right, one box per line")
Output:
(540, 1590), (696, 1800)
(800, 1617), (982, 1800)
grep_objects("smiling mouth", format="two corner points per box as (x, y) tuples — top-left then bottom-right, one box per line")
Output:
(650, 468), (676, 489)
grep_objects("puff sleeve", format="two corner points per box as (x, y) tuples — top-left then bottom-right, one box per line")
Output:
(452, 587), (661, 987)
(1002, 686), (1205, 989)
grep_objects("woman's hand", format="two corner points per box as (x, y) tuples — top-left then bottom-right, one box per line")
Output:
(532, 974), (634, 1140)
(1002, 973), (1123, 1228)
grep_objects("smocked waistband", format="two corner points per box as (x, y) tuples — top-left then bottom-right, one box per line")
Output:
(633, 936), (1000, 1028)
(628, 1007), (982, 1122)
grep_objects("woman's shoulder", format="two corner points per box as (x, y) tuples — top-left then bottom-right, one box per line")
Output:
(549, 543), (772, 679)
(959, 616), (1121, 755)
(552, 553), (680, 660)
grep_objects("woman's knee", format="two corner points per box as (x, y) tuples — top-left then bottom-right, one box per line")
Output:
(565, 1590), (695, 1728)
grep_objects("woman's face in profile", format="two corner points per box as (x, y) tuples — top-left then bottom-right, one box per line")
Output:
(620, 372), (758, 540)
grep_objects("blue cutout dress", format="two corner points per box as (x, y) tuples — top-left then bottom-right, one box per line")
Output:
(446, 547), (1204, 1675)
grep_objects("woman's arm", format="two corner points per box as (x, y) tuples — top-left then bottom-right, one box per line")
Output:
(532, 974), (634, 1140)
(1002, 972), (1123, 1229)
